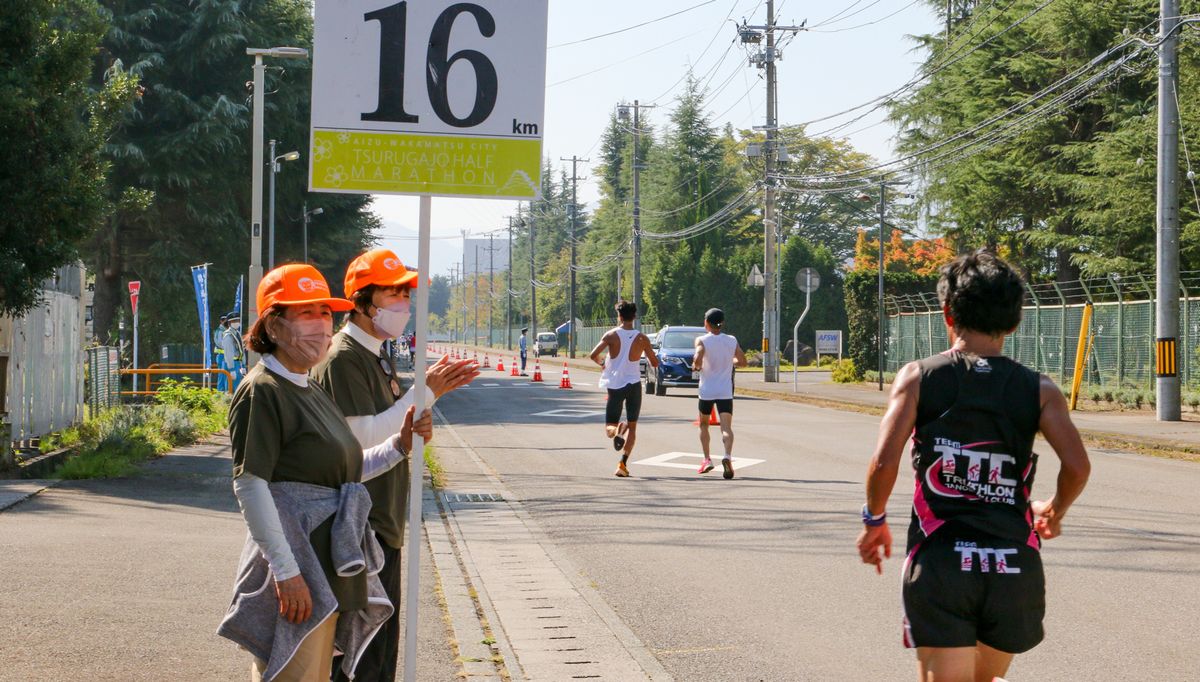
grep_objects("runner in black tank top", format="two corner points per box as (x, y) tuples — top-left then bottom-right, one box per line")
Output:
(855, 251), (1091, 682)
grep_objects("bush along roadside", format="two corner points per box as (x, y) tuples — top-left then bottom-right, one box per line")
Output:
(41, 380), (230, 479)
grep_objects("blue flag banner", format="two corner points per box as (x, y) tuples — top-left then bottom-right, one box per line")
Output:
(191, 264), (212, 378)
(233, 275), (243, 319)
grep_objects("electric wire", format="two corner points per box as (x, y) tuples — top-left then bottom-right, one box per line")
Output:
(549, 0), (717, 48)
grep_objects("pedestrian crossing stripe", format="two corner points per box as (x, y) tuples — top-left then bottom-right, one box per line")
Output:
(1156, 338), (1178, 377)
(632, 452), (765, 471)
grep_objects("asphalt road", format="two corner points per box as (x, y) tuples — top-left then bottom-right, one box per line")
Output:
(437, 366), (1200, 681)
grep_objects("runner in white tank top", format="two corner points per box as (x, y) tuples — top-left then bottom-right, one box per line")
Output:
(692, 308), (747, 479)
(588, 300), (659, 478)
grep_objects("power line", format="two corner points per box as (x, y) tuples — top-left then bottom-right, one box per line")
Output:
(549, 0), (717, 48)
(548, 28), (708, 87)
(808, 0), (922, 34)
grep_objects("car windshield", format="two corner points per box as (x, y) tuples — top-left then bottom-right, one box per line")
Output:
(660, 330), (703, 349)
(537, 333), (556, 342)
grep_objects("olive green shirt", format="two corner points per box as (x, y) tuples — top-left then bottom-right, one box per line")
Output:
(228, 362), (367, 611)
(311, 332), (410, 550)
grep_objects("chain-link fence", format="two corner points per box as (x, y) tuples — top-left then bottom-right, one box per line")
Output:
(885, 272), (1200, 390)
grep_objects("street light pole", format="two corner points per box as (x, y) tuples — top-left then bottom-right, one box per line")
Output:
(302, 203), (323, 263)
(245, 46), (307, 339)
(269, 144), (300, 269)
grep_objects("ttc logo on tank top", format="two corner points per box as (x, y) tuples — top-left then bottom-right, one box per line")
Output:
(954, 540), (1020, 574)
(929, 437), (1019, 505)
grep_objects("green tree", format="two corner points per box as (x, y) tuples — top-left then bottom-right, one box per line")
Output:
(0, 0), (139, 314)
(91, 0), (378, 361)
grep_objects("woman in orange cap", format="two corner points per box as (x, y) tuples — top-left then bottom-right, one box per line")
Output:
(312, 248), (477, 682)
(219, 264), (432, 682)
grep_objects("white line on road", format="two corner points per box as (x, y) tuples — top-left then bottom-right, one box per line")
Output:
(632, 451), (765, 471)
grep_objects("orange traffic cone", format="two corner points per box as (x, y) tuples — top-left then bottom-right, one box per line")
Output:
(483, 354), (491, 369)
(532, 360), (543, 382)
(510, 357), (520, 376)
(558, 363), (573, 389)
(496, 357), (504, 372)
(692, 406), (720, 426)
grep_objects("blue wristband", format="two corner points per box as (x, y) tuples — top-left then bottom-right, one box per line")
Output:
(862, 504), (887, 527)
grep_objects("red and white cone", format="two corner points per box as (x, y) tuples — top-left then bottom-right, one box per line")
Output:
(692, 406), (720, 426)
(496, 357), (504, 372)
(483, 354), (491, 369)
(531, 360), (543, 382)
(558, 363), (573, 389)
(510, 357), (520, 376)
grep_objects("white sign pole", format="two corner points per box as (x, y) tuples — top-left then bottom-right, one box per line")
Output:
(404, 195), (431, 682)
(132, 307), (139, 394)
(792, 273), (811, 392)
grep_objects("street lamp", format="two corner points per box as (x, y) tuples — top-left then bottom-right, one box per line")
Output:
(269, 142), (301, 269)
(303, 204), (324, 263)
(246, 46), (308, 340)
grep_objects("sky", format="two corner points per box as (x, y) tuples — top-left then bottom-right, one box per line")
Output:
(367, 0), (941, 277)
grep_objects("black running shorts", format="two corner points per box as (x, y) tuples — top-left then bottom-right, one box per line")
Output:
(902, 524), (1045, 654)
(606, 382), (642, 424)
(697, 398), (733, 416)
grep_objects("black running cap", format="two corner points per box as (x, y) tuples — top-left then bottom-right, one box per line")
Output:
(705, 308), (725, 325)
(521, 327), (528, 332)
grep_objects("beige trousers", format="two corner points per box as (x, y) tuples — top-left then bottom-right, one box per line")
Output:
(251, 613), (340, 682)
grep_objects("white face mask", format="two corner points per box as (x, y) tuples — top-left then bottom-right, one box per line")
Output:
(372, 300), (411, 339)
(270, 316), (332, 366)
(230, 322), (241, 331)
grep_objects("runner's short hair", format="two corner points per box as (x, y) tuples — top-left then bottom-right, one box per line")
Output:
(615, 300), (637, 322)
(937, 250), (1024, 336)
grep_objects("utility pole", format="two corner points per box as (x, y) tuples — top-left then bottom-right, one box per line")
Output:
(618, 102), (655, 319)
(449, 265), (459, 343)
(461, 230), (469, 344)
(560, 155), (589, 357)
(528, 204), (537, 336)
(740, 1), (805, 382)
(507, 217), (514, 350)
(487, 233), (496, 348)
(878, 183), (886, 393)
(1157, 0), (1181, 420)
(473, 243), (480, 347)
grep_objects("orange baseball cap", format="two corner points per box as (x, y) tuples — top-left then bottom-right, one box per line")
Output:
(257, 263), (353, 313)
(343, 248), (420, 298)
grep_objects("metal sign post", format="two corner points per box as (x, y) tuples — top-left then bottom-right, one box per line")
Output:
(792, 268), (820, 392)
(128, 281), (141, 393)
(309, 3), (548, 679)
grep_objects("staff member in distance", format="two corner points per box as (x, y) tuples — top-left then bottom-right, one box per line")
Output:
(312, 248), (478, 682)
(220, 264), (433, 681)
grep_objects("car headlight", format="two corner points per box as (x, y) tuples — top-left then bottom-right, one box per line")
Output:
(662, 355), (684, 366)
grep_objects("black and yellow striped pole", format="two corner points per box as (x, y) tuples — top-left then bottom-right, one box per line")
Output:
(1156, 338), (1178, 378)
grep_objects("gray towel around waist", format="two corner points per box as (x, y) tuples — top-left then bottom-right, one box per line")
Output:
(217, 481), (391, 681)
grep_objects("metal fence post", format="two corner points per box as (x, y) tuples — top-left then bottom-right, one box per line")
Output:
(1138, 274), (1155, 391)
(1109, 275), (1124, 388)
(1027, 283), (1042, 371)
(1052, 282), (1067, 384)
(1182, 279), (1191, 388)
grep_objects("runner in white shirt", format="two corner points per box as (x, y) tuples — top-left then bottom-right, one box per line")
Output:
(589, 300), (659, 477)
(693, 308), (747, 479)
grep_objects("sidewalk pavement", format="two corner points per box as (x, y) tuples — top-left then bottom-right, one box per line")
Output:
(0, 439), (460, 681)
(441, 341), (1200, 456)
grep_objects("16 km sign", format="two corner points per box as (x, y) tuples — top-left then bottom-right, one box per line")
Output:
(310, 0), (548, 199)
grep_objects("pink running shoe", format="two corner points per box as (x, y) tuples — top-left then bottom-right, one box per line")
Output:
(698, 458), (714, 474)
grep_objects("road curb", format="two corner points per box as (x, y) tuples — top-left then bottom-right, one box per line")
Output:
(432, 404), (674, 681)
(0, 479), (61, 513)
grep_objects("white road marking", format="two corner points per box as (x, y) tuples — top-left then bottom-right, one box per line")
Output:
(482, 383), (500, 387)
(632, 451), (765, 471)
(530, 408), (607, 418)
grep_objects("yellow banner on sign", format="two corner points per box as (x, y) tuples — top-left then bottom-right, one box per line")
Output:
(309, 129), (542, 198)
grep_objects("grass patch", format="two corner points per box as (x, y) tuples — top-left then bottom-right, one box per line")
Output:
(50, 380), (229, 480)
(424, 444), (446, 488)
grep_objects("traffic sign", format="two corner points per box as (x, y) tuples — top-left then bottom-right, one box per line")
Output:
(128, 281), (141, 315)
(309, 0), (549, 199)
(795, 267), (820, 293)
